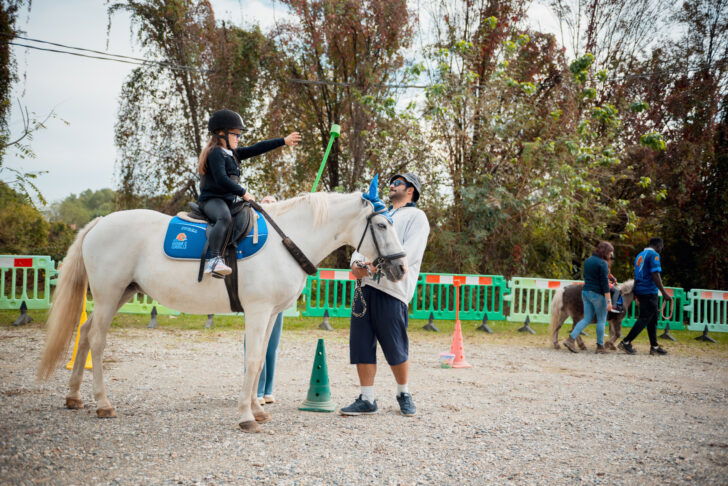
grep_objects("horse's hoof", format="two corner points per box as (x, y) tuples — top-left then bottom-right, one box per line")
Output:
(605, 342), (617, 351)
(578, 343), (588, 351)
(96, 407), (117, 418)
(239, 420), (262, 433)
(553, 343), (561, 350)
(254, 411), (272, 423)
(65, 397), (84, 409)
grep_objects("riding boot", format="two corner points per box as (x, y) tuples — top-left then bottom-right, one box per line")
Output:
(595, 344), (607, 354)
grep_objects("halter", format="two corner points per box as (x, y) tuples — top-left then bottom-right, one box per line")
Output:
(351, 206), (407, 319)
(355, 208), (407, 268)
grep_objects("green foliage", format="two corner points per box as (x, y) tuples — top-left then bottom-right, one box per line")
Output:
(639, 132), (666, 151)
(569, 53), (595, 83)
(0, 183), (78, 261)
(47, 188), (117, 227)
(629, 101), (650, 113)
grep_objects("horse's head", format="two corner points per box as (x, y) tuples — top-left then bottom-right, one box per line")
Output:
(358, 176), (407, 282)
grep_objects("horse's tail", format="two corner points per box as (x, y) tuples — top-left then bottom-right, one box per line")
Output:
(37, 217), (102, 381)
(549, 287), (566, 335)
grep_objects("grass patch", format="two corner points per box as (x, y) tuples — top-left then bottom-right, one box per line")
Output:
(2, 309), (727, 356)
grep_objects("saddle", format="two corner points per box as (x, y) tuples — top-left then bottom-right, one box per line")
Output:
(179, 200), (255, 313)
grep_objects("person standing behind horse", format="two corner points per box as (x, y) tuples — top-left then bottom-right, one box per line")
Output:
(340, 173), (430, 417)
(618, 238), (673, 355)
(562, 241), (615, 354)
(197, 109), (301, 277)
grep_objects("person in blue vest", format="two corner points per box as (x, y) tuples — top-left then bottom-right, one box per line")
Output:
(619, 238), (673, 355)
(562, 241), (615, 354)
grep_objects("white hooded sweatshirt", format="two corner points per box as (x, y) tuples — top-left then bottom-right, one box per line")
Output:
(350, 205), (430, 305)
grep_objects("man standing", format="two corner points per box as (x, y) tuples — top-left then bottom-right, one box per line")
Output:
(340, 173), (430, 417)
(619, 238), (673, 355)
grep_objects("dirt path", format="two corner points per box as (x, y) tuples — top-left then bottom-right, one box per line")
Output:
(1, 326), (727, 485)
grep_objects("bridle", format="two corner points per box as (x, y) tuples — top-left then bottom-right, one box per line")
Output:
(351, 207), (407, 319)
(355, 208), (407, 268)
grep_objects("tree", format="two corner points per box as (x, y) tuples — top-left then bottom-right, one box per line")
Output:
(261, 0), (423, 195)
(0, 181), (75, 260)
(421, 0), (663, 278)
(110, 0), (273, 210)
(46, 188), (117, 228)
(0, 1), (57, 206)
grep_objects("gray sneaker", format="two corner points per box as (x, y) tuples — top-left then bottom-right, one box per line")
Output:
(339, 395), (378, 416)
(396, 392), (416, 416)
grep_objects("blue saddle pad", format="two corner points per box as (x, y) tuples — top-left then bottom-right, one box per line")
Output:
(163, 212), (268, 261)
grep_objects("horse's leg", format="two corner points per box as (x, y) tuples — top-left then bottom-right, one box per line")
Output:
(552, 312), (568, 349)
(249, 313), (278, 423)
(86, 296), (123, 418)
(238, 309), (275, 433)
(66, 287), (136, 410)
(65, 314), (93, 409)
(606, 319), (621, 350)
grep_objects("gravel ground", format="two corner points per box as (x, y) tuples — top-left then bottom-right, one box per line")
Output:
(1, 325), (727, 486)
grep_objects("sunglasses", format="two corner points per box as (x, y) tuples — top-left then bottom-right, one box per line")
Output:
(228, 132), (242, 139)
(390, 180), (410, 188)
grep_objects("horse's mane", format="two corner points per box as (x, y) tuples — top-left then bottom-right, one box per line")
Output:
(619, 279), (634, 295)
(263, 192), (358, 227)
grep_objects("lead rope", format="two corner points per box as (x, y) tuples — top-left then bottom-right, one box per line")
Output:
(660, 297), (675, 320)
(352, 279), (367, 318)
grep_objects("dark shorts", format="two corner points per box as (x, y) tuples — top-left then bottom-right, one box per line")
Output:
(350, 285), (409, 366)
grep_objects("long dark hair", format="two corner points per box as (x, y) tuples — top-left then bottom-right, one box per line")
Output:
(594, 241), (614, 260)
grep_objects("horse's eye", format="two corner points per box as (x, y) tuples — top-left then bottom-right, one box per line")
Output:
(377, 223), (387, 230)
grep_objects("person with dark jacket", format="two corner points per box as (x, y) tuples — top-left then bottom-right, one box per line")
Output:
(196, 109), (300, 276)
(562, 241), (615, 354)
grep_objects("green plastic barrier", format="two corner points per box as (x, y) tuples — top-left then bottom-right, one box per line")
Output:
(505, 277), (581, 323)
(302, 269), (357, 317)
(87, 293), (180, 316)
(410, 273), (508, 321)
(685, 289), (728, 333)
(621, 287), (686, 330)
(0, 255), (58, 310)
(302, 269), (509, 320)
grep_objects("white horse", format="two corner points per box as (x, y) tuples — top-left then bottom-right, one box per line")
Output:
(38, 190), (407, 432)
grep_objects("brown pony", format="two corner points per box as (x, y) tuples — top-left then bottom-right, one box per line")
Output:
(549, 280), (635, 350)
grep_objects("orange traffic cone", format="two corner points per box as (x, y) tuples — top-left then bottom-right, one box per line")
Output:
(66, 292), (92, 370)
(449, 319), (472, 368)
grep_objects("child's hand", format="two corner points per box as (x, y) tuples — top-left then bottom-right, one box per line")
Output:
(284, 132), (301, 147)
(243, 193), (255, 202)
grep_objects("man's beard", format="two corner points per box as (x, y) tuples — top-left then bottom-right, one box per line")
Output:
(389, 191), (405, 202)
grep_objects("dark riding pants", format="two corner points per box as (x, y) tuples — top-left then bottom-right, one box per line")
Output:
(200, 198), (232, 257)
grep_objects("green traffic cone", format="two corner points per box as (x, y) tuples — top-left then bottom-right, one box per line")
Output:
(298, 338), (336, 412)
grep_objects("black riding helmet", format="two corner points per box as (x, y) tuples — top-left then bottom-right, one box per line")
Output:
(208, 109), (244, 133)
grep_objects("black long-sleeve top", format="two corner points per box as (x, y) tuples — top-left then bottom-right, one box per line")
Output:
(198, 138), (285, 204)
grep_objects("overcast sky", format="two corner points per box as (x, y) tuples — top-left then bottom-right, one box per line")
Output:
(5, 0), (558, 205)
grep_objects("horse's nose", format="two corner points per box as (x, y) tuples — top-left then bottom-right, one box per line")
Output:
(399, 263), (407, 275)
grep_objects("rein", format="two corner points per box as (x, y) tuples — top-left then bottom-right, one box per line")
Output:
(249, 201), (317, 275)
(351, 209), (406, 318)
(660, 297), (675, 320)
(355, 210), (407, 267)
